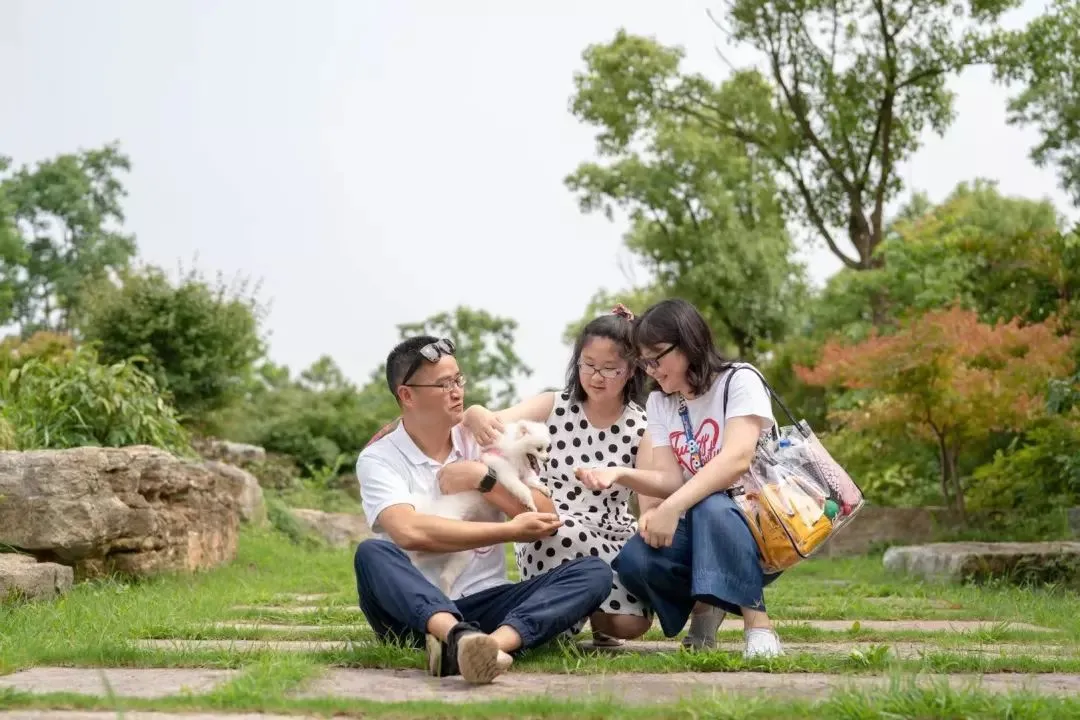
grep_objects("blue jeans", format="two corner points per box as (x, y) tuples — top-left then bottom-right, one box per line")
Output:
(354, 539), (613, 652)
(612, 492), (782, 637)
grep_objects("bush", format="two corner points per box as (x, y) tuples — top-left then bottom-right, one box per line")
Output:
(78, 264), (266, 424)
(968, 414), (1080, 513)
(0, 343), (191, 454)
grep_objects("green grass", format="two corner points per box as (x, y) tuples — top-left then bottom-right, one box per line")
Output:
(2, 525), (1080, 717)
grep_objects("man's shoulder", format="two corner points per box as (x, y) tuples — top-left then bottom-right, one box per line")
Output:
(357, 430), (403, 471)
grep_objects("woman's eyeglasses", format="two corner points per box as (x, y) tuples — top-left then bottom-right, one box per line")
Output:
(636, 344), (676, 370)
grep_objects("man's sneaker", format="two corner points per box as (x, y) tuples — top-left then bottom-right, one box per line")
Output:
(681, 606), (726, 650)
(743, 627), (783, 659)
(425, 622), (508, 684)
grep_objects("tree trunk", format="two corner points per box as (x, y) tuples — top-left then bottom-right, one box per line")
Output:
(948, 445), (965, 522)
(934, 428), (953, 510)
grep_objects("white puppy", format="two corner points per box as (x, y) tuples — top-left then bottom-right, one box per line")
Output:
(409, 420), (553, 594)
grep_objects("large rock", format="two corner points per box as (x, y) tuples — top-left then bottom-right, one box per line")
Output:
(288, 508), (370, 548)
(0, 446), (244, 579)
(883, 541), (1080, 586)
(193, 437), (266, 465)
(203, 460), (267, 526)
(0, 554), (73, 601)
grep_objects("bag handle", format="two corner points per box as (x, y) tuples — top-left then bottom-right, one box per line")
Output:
(721, 364), (807, 439)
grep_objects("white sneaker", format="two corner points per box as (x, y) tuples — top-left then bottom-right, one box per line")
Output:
(743, 627), (783, 659)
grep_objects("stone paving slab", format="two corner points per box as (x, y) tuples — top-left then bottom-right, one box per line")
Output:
(0, 668), (237, 698)
(766, 619), (1054, 632)
(296, 668), (1080, 703)
(131, 638), (1070, 660)
(208, 618), (1054, 634)
(230, 605), (361, 614)
(577, 640), (1073, 659)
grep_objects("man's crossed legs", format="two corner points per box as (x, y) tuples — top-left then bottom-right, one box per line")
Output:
(354, 538), (613, 683)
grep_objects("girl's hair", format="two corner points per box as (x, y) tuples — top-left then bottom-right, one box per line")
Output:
(631, 298), (733, 396)
(565, 305), (647, 406)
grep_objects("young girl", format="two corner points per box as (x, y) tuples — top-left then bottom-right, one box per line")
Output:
(462, 305), (655, 645)
(576, 298), (784, 658)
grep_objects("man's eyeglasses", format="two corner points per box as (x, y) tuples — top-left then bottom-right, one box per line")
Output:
(400, 337), (457, 387)
(406, 374), (468, 392)
(636, 344), (676, 370)
(578, 361), (627, 379)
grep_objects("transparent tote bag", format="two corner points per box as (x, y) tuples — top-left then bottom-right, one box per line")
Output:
(712, 365), (864, 573)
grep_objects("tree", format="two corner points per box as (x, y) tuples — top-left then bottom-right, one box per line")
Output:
(0, 143), (137, 333)
(993, 0), (1080, 206)
(78, 263), (267, 423)
(565, 104), (807, 356)
(397, 306), (532, 408)
(0, 156), (25, 325)
(806, 179), (1075, 339)
(796, 306), (1075, 517)
(571, 0), (1019, 273)
(562, 286), (666, 346)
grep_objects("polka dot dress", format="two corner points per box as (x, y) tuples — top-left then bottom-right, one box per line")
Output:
(515, 391), (650, 630)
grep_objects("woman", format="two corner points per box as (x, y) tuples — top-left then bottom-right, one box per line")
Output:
(576, 298), (784, 659)
(462, 305), (655, 644)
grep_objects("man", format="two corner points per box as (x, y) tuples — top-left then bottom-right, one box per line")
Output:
(354, 335), (613, 684)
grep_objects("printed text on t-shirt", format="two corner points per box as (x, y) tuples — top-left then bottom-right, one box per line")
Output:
(670, 417), (720, 475)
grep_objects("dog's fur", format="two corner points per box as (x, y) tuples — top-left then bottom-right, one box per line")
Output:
(408, 420), (553, 594)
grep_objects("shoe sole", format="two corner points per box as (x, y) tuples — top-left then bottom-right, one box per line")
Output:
(457, 633), (502, 684)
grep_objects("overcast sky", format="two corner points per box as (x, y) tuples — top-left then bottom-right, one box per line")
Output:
(2, 0), (1073, 402)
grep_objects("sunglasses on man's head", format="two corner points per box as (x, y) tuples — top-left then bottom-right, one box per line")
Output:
(401, 337), (456, 386)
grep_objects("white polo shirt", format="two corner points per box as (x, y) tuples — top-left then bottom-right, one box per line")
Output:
(356, 421), (508, 600)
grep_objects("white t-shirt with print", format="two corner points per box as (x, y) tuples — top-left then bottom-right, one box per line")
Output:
(646, 363), (777, 479)
(356, 422), (508, 600)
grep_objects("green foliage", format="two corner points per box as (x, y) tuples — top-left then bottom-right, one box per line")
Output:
(993, 0), (1080, 205)
(78, 263), (267, 423)
(570, 0), (1017, 272)
(214, 355), (389, 473)
(396, 306), (532, 408)
(561, 286), (666, 346)
(0, 417), (14, 451)
(804, 180), (1075, 338)
(968, 414), (1080, 513)
(0, 343), (190, 454)
(566, 81), (807, 356)
(0, 143), (137, 333)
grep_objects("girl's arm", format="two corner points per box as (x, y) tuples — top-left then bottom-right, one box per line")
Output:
(607, 434), (685, 499)
(462, 392), (556, 445)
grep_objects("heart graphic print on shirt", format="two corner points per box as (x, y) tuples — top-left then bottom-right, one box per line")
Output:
(670, 417), (721, 475)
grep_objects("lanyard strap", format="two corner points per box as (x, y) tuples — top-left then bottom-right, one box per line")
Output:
(676, 394), (703, 473)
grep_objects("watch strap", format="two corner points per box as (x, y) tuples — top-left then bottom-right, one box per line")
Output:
(478, 467), (497, 493)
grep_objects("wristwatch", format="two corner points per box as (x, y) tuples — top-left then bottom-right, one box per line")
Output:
(478, 466), (497, 493)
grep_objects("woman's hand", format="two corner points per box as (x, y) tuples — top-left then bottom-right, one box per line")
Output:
(462, 405), (503, 447)
(639, 502), (679, 548)
(575, 466), (621, 491)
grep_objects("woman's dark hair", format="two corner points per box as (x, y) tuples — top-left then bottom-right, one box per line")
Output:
(632, 298), (733, 397)
(565, 308), (647, 407)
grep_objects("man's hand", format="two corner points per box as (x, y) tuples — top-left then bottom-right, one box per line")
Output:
(506, 512), (563, 541)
